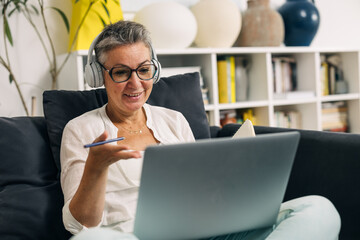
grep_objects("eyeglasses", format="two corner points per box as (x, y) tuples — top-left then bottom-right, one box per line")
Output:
(98, 61), (158, 83)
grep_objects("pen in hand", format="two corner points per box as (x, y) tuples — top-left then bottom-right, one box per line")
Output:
(84, 137), (125, 148)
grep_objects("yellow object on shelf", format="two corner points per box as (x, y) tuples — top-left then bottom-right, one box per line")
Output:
(229, 56), (236, 103)
(217, 59), (228, 103)
(320, 61), (329, 96)
(217, 56), (236, 104)
(243, 109), (256, 125)
(68, 0), (123, 51)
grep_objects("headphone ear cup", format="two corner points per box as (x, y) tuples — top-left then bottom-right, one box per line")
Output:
(85, 62), (104, 88)
(153, 59), (162, 84)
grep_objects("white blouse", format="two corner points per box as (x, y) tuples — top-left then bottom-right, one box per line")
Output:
(60, 103), (195, 234)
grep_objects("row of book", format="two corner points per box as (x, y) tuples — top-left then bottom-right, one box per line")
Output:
(321, 101), (348, 132)
(272, 56), (297, 94)
(220, 109), (256, 127)
(320, 54), (348, 96)
(217, 56), (250, 104)
(273, 110), (302, 129)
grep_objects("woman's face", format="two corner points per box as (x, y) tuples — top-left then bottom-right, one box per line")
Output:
(103, 42), (154, 116)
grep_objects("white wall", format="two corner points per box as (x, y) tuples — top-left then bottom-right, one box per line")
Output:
(1, 0), (359, 117)
(0, 0), (71, 117)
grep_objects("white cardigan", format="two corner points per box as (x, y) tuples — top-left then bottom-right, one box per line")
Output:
(60, 103), (195, 234)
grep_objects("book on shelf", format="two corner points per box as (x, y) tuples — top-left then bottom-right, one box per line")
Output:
(321, 101), (348, 132)
(161, 66), (209, 105)
(273, 57), (282, 94)
(217, 56), (250, 104)
(320, 54), (348, 96)
(217, 56), (236, 103)
(329, 64), (336, 95)
(217, 58), (229, 104)
(228, 56), (236, 103)
(324, 62), (340, 95)
(274, 110), (302, 129)
(320, 61), (329, 96)
(272, 56), (297, 94)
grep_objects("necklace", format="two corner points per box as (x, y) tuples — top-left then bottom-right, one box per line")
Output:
(118, 123), (146, 134)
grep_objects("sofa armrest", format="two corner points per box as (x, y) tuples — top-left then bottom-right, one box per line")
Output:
(0, 117), (71, 240)
(216, 124), (360, 240)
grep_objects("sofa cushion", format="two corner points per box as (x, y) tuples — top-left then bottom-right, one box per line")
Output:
(146, 72), (210, 139)
(0, 117), (71, 240)
(43, 72), (210, 171)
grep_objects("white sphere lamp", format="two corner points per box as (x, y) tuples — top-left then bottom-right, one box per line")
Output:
(191, 0), (242, 48)
(133, 2), (197, 49)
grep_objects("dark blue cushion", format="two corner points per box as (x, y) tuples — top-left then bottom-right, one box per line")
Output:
(43, 72), (210, 171)
(0, 117), (71, 240)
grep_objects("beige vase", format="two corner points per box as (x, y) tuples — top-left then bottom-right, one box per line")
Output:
(234, 0), (284, 47)
(191, 0), (242, 48)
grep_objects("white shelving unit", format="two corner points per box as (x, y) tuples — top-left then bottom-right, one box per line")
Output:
(57, 47), (360, 133)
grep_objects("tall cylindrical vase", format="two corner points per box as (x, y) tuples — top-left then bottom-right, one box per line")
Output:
(234, 0), (284, 47)
(278, 0), (320, 46)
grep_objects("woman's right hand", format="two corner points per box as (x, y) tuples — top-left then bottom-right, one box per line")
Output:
(86, 131), (141, 173)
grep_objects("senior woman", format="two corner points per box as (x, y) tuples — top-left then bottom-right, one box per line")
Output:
(61, 20), (340, 240)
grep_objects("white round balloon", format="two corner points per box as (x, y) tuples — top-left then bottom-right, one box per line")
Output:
(133, 2), (197, 49)
(191, 0), (242, 48)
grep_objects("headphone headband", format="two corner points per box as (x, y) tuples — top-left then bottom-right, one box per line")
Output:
(86, 34), (101, 69)
(84, 33), (161, 88)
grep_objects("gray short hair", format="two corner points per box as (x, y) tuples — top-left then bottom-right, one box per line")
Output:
(95, 20), (152, 64)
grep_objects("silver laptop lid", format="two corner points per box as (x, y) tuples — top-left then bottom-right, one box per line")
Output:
(134, 131), (300, 240)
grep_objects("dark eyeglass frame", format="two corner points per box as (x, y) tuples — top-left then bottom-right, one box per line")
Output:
(97, 61), (158, 83)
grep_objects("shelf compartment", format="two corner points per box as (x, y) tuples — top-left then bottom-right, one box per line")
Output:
(216, 53), (268, 103)
(220, 106), (269, 127)
(271, 52), (317, 95)
(321, 99), (360, 133)
(320, 51), (360, 96)
(273, 103), (318, 130)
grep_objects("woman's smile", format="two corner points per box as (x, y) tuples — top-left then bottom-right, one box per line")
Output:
(124, 91), (144, 100)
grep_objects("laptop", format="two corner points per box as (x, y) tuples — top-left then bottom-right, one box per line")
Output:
(134, 131), (300, 240)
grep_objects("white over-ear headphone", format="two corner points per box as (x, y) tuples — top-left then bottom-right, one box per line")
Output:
(84, 34), (162, 88)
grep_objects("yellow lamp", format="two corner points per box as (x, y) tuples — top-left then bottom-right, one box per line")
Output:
(68, 0), (123, 51)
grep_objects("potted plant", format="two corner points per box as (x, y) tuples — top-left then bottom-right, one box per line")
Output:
(0, 0), (121, 116)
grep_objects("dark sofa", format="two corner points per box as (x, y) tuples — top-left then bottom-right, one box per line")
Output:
(1, 73), (359, 240)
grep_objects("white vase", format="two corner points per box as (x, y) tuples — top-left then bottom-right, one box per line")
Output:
(191, 0), (241, 48)
(133, 1), (197, 49)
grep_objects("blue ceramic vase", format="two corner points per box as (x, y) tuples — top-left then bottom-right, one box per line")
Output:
(278, 0), (320, 46)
